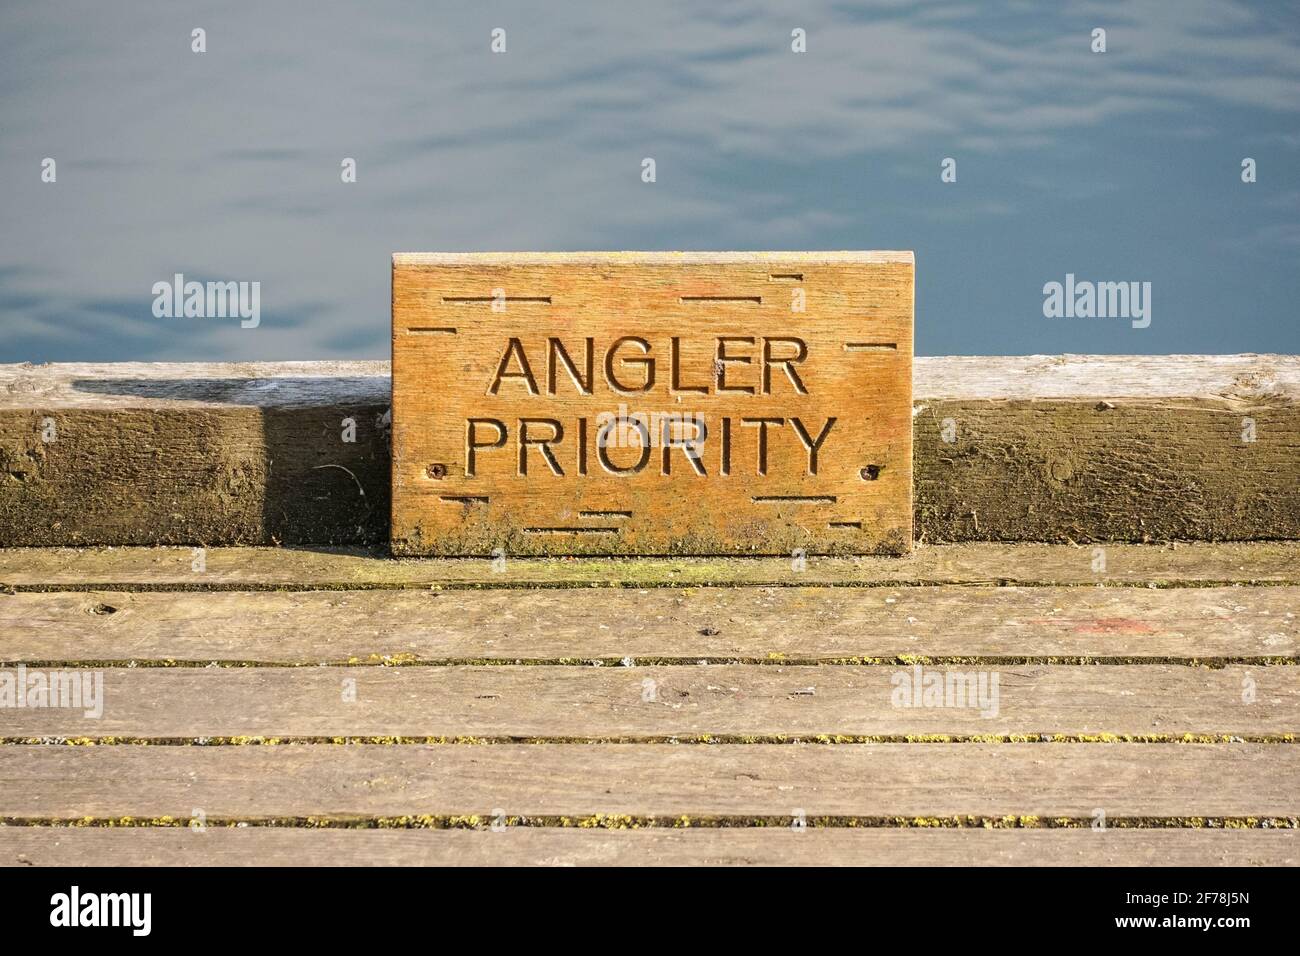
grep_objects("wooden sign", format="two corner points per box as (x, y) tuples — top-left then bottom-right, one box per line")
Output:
(391, 252), (913, 556)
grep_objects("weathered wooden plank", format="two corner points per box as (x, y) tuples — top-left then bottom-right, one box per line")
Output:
(2, 354), (1295, 547)
(2, 542), (1297, 589)
(2, 744), (1295, 819)
(918, 354), (1300, 543)
(2, 665), (1294, 739)
(5, 586), (1295, 664)
(392, 252), (914, 556)
(0, 361), (390, 548)
(2, 827), (1294, 867)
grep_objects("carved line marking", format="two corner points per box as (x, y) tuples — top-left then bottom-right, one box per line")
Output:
(843, 342), (898, 351)
(524, 527), (620, 535)
(680, 296), (762, 304)
(440, 495), (489, 504)
(578, 510), (633, 519)
(442, 296), (552, 304)
(751, 495), (837, 504)
(407, 327), (458, 334)
(769, 273), (803, 282)
(829, 520), (863, 529)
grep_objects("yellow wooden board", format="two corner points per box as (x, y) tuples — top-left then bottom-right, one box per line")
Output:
(391, 252), (913, 555)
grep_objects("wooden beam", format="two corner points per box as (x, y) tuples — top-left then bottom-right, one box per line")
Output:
(3, 744), (1295, 819)
(5, 585), (1296, 663)
(2, 354), (1296, 547)
(2, 664), (1295, 740)
(3, 827), (1294, 867)
(2, 541), (1298, 589)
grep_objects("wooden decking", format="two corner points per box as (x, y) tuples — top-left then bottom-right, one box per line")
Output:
(2, 355), (1296, 865)
(2, 543), (1297, 865)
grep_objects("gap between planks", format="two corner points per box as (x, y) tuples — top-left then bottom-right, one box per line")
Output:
(0, 815), (1293, 831)
(4, 736), (1297, 746)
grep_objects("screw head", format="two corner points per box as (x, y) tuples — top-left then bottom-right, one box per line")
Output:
(426, 463), (448, 479)
(859, 464), (882, 481)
